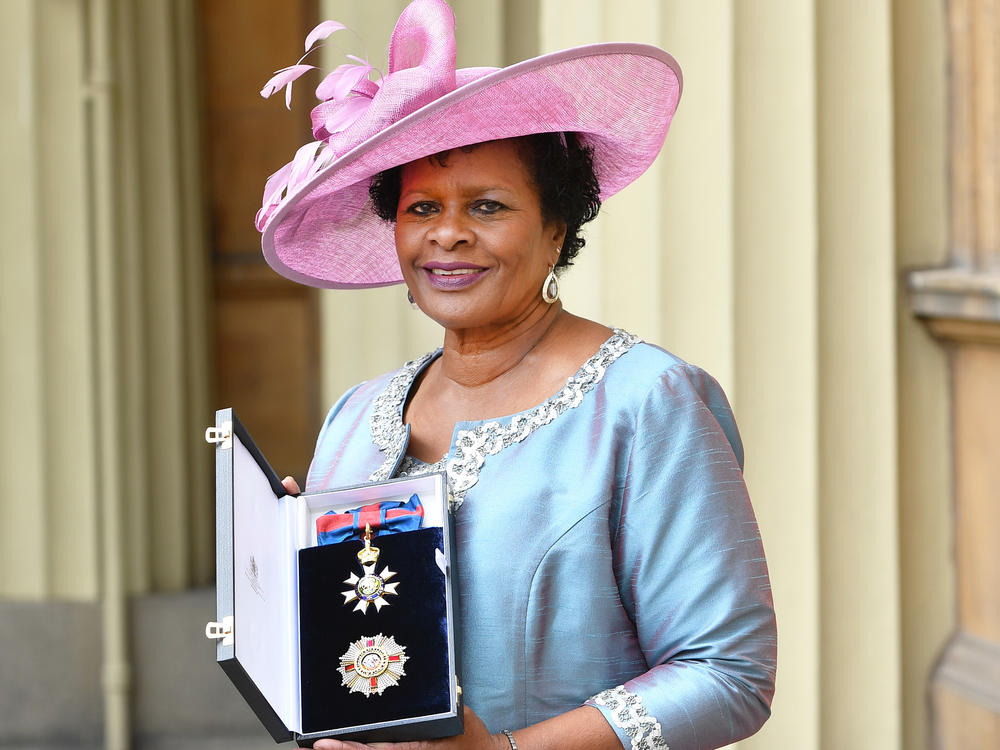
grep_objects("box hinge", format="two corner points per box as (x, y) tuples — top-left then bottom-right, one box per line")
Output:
(205, 421), (232, 449)
(205, 615), (234, 646)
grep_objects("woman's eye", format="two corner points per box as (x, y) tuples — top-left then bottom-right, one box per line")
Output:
(473, 200), (505, 214)
(405, 201), (438, 216)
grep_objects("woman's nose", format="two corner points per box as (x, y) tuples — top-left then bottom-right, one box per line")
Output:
(427, 207), (473, 250)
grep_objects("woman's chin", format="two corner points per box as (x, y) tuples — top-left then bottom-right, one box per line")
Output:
(415, 305), (492, 332)
(413, 295), (555, 335)
(413, 295), (498, 330)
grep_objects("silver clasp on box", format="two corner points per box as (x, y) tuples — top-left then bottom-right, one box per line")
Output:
(205, 616), (234, 646)
(205, 421), (232, 449)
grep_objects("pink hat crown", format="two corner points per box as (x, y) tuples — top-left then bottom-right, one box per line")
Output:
(314, 1), (459, 146)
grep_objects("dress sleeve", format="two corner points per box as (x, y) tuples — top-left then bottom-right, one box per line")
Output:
(586, 364), (776, 750)
(304, 382), (364, 491)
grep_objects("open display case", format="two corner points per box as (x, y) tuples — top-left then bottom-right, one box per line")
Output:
(205, 409), (462, 745)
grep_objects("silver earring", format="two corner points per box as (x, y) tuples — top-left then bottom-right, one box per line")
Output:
(406, 289), (419, 310)
(541, 266), (559, 304)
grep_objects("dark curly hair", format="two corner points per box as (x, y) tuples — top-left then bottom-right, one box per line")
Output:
(368, 132), (601, 270)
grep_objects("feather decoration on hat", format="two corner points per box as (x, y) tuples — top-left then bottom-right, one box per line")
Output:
(257, 19), (382, 228)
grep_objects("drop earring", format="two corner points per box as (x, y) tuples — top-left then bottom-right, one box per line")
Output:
(406, 289), (419, 310)
(541, 266), (559, 304)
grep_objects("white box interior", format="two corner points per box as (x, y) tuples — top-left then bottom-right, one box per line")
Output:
(232, 434), (299, 733)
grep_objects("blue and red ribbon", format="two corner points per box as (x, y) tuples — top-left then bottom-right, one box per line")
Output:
(316, 494), (424, 546)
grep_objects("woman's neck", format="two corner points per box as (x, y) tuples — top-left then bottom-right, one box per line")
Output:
(437, 302), (565, 389)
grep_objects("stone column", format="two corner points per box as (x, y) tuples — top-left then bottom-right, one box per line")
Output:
(909, 0), (1000, 747)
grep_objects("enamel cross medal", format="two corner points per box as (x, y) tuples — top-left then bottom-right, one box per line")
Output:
(342, 523), (399, 613)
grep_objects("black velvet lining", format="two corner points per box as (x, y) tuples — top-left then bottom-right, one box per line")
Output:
(298, 527), (450, 734)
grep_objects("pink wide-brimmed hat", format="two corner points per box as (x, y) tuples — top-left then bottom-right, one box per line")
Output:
(256, 0), (682, 289)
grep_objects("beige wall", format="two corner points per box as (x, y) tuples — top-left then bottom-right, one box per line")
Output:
(0, 0), (211, 602)
(815, 1), (906, 746)
(1, 0), (99, 600)
(0, 1), (954, 748)
(732, 2), (822, 746)
(893, 3), (956, 750)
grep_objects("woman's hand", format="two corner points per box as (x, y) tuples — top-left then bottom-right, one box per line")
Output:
(311, 706), (508, 750)
(282, 476), (301, 495)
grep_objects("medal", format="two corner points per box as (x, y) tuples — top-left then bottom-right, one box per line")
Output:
(342, 523), (399, 613)
(338, 633), (408, 697)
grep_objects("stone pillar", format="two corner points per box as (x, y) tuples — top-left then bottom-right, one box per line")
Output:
(0, 0), (212, 603)
(910, 0), (1000, 747)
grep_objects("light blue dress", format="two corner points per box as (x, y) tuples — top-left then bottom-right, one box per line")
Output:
(306, 330), (776, 750)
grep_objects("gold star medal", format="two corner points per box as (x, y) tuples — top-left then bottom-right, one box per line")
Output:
(338, 633), (408, 697)
(342, 523), (399, 613)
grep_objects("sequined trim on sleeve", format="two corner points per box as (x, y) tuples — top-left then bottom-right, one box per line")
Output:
(369, 329), (640, 509)
(591, 685), (669, 750)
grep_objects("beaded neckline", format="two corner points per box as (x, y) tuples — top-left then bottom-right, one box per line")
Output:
(395, 452), (447, 478)
(368, 328), (640, 509)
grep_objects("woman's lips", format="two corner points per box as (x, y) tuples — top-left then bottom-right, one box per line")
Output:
(421, 264), (487, 289)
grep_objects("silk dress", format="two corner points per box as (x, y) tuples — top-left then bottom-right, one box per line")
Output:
(305, 330), (777, 750)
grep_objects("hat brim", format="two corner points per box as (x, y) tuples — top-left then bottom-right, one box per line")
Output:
(261, 43), (682, 289)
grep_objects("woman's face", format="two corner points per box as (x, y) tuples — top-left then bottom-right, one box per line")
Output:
(394, 139), (566, 332)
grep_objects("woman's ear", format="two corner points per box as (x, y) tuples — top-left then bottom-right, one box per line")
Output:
(550, 221), (568, 264)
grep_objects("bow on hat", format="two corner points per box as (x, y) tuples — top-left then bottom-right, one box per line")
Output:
(256, 0), (461, 231)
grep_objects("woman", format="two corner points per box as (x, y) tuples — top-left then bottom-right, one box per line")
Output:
(260, 2), (776, 748)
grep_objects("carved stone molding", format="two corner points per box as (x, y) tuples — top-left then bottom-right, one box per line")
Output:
(935, 631), (1000, 712)
(919, 317), (1000, 346)
(932, 631), (1000, 748)
(909, 268), (1000, 325)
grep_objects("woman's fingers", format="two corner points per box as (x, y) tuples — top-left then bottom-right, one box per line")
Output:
(282, 475), (301, 494)
(311, 738), (410, 750)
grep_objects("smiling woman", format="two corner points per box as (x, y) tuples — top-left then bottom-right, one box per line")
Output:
(381, 138), (615, 465)
(395, 142), (565, 328)
(256, 1), (776, 749)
